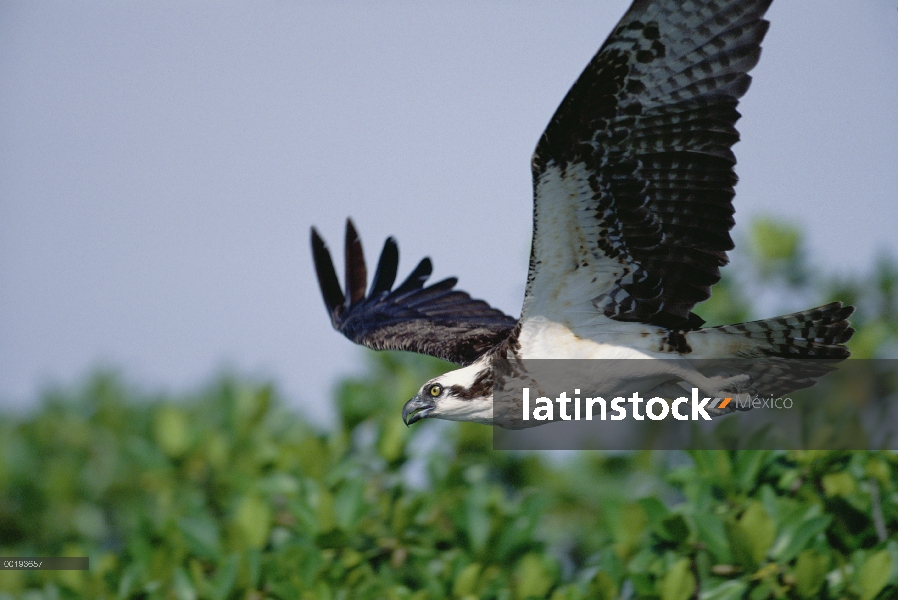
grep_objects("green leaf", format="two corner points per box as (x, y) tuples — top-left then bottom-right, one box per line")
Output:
(464, 489), (492, 554)
(859, 550), (893, 600)
(614, 503), (648, 556)
(793, 550), (829, 598)
(117, 563), (141, 600)
(154, 405), (190, 458)
(453, 563), (482, 597)
(660, 514), (691, 544)
(770, 515), (831, 563)
(638, 497), (670, 523)
(729, 502), (775, 568)
(173, 568), (197, 600)
(515, 554), (555, 600)
(179, 515), (221, 558)
(210, 553), (239, 600)
(587, 571), (617, 600)
(866, 457), (891, 485)
(333, 479), (365, 532)
(733, 451), (770, 493)
(234, 494), (271, 549)
(821, 472), (857, 497)
(639, 497), (690, 543)
(245, 549), (262, 590)
(699, 580), (748, 600)
(660, 558), (695, 600)
(313, 487), (336, 533)
(693, 512), (733, 564)
(378, 417), (407, 463)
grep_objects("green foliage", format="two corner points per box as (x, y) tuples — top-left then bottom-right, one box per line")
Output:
(1, 364), (897, 599)
(748, 218), (806, 284)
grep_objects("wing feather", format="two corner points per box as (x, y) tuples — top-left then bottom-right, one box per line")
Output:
(311, 227), (345, 315)
(368, 237), (399, 297)
(526, 0), (773, 329)
(344, 220), (367, 307)
(393, 258), (433, 296)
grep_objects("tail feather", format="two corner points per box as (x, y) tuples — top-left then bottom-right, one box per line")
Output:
(712, 302), (855, 359)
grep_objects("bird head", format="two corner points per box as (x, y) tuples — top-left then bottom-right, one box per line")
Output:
(402, 362), (494, 426)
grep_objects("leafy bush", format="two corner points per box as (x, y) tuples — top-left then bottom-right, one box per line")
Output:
(1, 353), (896, 599)
(1, 217), (896, 598)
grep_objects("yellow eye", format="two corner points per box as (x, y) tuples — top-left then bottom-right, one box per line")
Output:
(428, 384), (443, 397)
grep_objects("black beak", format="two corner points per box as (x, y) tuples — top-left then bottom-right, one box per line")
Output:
(402, 395), (435, 426)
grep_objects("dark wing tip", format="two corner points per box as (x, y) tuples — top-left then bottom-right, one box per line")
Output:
(370, 236), (399, 297)
(395, 257), (434, 295)
(345, 218), (359, 240)
(840, 304), (856, 321)
(344, 218), (367, 307)
(310, 226), (345, 322)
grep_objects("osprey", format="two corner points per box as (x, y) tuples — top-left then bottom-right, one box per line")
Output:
(311, 0), (854, 428)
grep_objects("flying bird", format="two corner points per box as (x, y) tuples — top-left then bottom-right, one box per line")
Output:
(311, 0), (854, 428)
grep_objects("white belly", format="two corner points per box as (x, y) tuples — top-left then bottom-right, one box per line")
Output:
(513, 316), (704, 400)
(518, 315), (663, 360)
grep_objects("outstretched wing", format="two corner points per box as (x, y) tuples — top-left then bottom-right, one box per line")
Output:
(311, 220), (517, 365)
(526, 0), (772, 329)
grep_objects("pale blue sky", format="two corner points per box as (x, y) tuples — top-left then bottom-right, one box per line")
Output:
(1, 1), (896, 423)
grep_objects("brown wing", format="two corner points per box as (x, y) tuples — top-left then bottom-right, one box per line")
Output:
(311, 219), (517, 365)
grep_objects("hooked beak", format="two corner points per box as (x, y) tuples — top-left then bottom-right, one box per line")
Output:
(402, 395), (435, 426)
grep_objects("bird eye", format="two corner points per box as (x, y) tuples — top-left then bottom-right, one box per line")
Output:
(428, 383), (443, 397)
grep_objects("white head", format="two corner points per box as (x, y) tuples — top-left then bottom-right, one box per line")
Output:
(402, 360), (494, 426)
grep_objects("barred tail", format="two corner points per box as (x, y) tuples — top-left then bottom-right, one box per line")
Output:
(712, 302), (855, 359)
